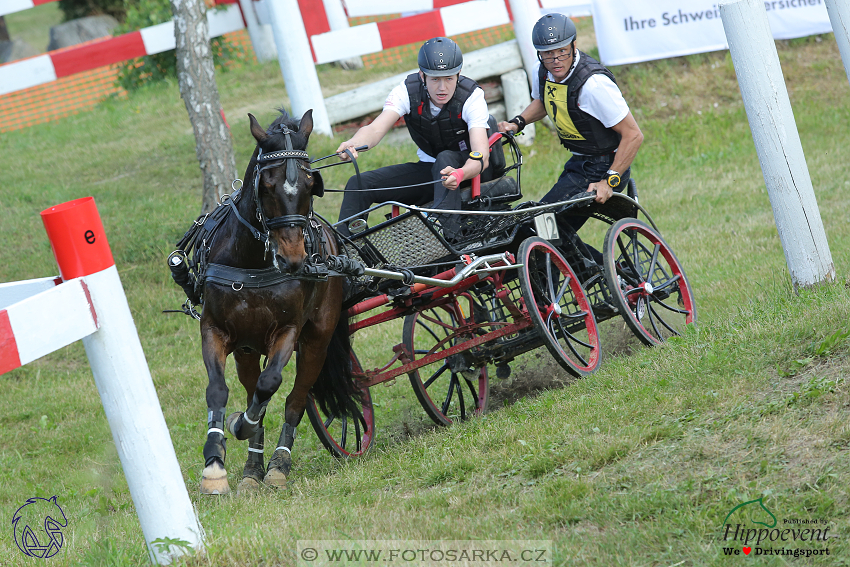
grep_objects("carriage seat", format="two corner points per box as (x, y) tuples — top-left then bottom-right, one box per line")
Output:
(459, 175), (519, 204)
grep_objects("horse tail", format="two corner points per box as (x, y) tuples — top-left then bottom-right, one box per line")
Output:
(311, 284), (365, 423)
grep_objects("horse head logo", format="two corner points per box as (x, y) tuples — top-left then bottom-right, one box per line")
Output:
(722, 497), (777, 529)
(12, 496), (68, 559)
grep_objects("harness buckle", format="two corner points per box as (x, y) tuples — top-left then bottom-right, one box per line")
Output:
(232, 282), (244, 291)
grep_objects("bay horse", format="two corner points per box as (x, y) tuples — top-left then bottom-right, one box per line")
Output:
(198, 109), (362, 494)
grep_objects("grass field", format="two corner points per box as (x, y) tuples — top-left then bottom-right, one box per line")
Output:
(1, 19), (849, 567)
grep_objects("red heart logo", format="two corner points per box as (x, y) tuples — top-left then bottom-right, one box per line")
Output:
(743, 547), (751, 555)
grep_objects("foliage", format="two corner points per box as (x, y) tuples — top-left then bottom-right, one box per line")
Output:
(58, 0), (125, 22)
(114, 0), (243, 92)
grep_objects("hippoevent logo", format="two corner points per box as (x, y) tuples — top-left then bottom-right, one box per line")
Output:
(11, 496), (68, 559)
(720, 497), (831, 558)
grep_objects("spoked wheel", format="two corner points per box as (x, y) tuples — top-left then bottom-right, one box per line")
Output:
(602, 218), (697, 345)
(403, 300), (489, 426)
(517, 237), (601, 377)
(306, 352), (374, 458)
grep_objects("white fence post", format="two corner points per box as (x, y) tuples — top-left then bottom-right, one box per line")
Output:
(507, 0), (542, 87)
(40, 197), (204, 564)
(825, 0), (850, 88)
(322, 0), (364, 69)
(719, 0), (834, 290)
(501, 68), (535, 145)
(238, 0), (277, 62)
(266, 0), (332, 136)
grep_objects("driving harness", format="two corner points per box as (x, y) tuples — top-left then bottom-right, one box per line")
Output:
(168, 125), (364, 318)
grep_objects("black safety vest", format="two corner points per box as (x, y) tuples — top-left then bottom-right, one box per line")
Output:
(538, 52), (621, 155)
(403, 73), (478, 158)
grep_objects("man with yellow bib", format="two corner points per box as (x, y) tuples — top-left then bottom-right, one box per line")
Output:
(499, 13), (643, 235)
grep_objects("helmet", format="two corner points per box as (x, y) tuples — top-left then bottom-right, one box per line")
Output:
(418, 37), (463, 77)
(531, 13), (577, 52)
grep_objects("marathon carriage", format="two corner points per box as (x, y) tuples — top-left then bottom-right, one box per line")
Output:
(305, 130), (698, 458)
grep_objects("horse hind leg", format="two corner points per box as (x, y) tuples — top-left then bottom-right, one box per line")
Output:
(237, 424), (265, 495)
(264, 422), (296, 488)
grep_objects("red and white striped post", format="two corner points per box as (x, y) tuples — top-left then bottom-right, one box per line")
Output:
(38, 198), (204, 564)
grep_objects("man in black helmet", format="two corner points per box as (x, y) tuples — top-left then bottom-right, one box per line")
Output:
(499, 13), (643, 227)
(336, 37), (492, 236)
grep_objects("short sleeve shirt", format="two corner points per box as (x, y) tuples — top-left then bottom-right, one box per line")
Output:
(384, 80), (490, 162)
(531, 51), (629, 129)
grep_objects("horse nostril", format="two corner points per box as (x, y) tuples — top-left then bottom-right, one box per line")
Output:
(276, 254), (288, 272)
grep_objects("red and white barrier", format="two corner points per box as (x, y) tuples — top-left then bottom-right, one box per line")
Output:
(344, 0), (472, 17)
(311, 0), (510, 64)
(0, 277), (97, 374)
(0, 197), (204, 565)
(0, 0), (56, 17)
(0, 3), (244, 96)
(342, 0), (590, 17)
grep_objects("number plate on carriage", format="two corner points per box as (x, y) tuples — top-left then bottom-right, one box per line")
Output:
(534, 213), (559, 241)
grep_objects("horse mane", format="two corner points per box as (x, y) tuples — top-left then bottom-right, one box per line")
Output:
(262, 107), (309, 152)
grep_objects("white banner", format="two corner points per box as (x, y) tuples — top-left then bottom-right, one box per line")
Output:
(591, 0), (832, 66)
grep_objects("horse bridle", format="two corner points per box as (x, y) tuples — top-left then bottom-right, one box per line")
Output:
(254, 125), (313, 229)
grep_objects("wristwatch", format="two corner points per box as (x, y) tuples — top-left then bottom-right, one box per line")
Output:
(606, 169), (621, 188)
(469, 151), (484, 174)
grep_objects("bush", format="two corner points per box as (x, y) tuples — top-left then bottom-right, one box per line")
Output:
(114, 0), (243, 92)
(58, 0), (126, 22)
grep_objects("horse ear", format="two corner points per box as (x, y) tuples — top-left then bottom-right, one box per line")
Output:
(299, 109), (314, 138)
(310, 170), (324, 197)
(248, 113), (268, 143)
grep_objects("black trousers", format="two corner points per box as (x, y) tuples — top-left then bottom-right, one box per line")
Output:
(541, 152), (630, 264)
(337, 150), (468, 236)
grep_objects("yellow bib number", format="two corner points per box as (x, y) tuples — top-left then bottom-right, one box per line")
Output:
(543, 80), (585, 142)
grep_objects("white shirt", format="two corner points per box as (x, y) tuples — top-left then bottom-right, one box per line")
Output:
(531, 50), (629, 129)
(384, 79), (490, 162)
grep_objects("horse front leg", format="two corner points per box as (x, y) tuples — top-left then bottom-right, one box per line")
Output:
(265, 334), (327, 488)
(200, 326), (232, 495)
(232, 348), (266, 495)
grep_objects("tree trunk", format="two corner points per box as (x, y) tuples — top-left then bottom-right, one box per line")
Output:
(0, 17), (10, 42)
(170, 0), (237, 214)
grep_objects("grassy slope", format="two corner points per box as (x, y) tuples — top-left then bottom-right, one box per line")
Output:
(0, 22), (849, 566)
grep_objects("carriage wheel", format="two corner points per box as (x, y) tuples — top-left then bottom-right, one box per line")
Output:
(306, 352), (374, 458)
(602, 218), (697, 346)
(403, 301), (489, 426)
(517, 237), (601, 377)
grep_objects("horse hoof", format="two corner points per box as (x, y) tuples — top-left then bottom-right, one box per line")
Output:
(263, 467), (288, 489)
(200, 462), (231, 495)
(226, 412), (242, 437)
(236, 476), (262, 495)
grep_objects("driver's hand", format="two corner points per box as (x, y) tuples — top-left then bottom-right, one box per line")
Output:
(440, 166), (464, 190)
(336, 141), (359, 161)
(588, 180), (612, 204)
(498, 121), (518, 134)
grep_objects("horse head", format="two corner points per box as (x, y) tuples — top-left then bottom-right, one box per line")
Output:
(247, 109), (324, 274)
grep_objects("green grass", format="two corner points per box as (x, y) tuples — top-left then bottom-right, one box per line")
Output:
(1, 30), (849, 567)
